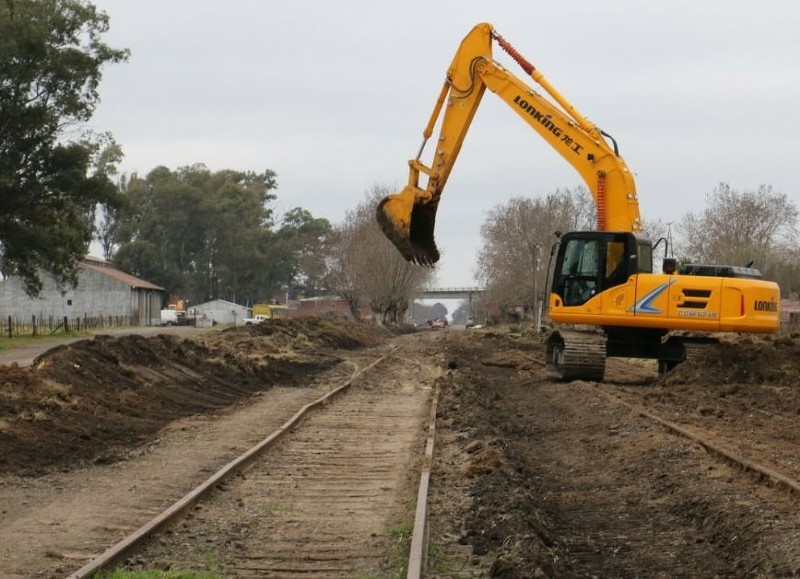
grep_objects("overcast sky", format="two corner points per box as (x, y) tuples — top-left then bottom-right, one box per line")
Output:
(88, 0), (800, 288)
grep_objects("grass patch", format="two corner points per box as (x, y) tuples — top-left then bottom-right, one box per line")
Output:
(380, 520), (414, 578)
(387, 521), (413, 539)
(263, 501), (295, 514)
(428, 542), (454, 574)
(0, 331), (92, 352)
(190, 545), (223, 572)
(97, 545), (224, 578)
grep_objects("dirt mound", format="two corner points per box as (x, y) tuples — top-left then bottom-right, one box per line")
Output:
(662, 334), (800, 387)
(0, 319), (389, 476)
(229, 316), (394, 350)
(432, 329), (800, 577)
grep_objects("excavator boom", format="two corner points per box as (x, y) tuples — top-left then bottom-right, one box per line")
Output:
(377, 22), (641, 264)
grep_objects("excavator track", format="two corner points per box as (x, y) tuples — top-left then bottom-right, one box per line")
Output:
(546, 330), (606, 382)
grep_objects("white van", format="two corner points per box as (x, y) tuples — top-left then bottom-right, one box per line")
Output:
(160, 309), (179, 326)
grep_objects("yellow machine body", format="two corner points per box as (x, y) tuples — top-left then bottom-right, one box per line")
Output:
(550, 273), (779, 333)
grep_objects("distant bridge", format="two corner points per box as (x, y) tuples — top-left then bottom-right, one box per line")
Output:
(415, 286), (484, 301)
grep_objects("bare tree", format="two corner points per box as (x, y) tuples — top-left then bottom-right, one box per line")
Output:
(641, 217), (674, 272)
(769, 239), (800, 298)
(677, 183), (798, 279)
(325, 224), (362, 318)
(475, 186), (596, 316)
(327, 185), (433, 323)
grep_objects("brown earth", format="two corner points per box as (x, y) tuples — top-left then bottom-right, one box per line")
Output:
(0, 318), (392, 476)
(428, 330), (800, 577)
(1, 321), (800, 577)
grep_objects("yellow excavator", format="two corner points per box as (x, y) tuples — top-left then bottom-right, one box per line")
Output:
(377, 22), (781, 380)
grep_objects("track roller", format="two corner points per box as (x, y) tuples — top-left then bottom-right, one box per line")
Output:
(546, 330), (606, 382)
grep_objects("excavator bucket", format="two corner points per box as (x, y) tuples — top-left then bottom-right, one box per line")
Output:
(376, 185), (441, 266)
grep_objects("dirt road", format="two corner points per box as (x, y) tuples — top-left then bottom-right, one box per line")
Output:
(1, 320), (799, 577)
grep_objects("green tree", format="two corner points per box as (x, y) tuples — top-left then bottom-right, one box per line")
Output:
(0, 0), (128, 294)
(112, 166), (209, 297)
(274, 208), (331, 297)
(111, 165), (276, 302)
(106, 164), (335, 306)
(192, 167), (277, 303)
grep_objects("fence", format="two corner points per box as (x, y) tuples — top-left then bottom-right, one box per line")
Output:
(3, 315), (140, 339)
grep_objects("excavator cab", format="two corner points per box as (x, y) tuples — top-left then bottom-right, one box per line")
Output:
(551, 232), (652, 307)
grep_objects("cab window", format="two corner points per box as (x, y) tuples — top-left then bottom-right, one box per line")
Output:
(560, 239), (599, 306)
(637, 241), (653, 274)
(605, 240), (626, 279)
(561, 239), (598, 276)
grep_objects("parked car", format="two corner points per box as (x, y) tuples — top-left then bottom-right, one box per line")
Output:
(242, 314), (270, 325)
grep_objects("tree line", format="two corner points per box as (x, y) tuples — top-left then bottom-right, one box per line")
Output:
(99, 164), (331, 307)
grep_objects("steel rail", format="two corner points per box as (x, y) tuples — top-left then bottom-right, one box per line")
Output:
(407, 382), (440, 578)
(604, 390), (800, 497)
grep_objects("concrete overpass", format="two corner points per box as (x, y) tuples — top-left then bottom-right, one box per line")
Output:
(411, 287), (485, 322)
(415, 287), (485, 301)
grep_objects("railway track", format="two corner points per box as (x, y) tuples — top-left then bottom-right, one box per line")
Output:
(63, 347), (441, 578)
(77, 336), (800, 577)
(552, 381), (800, 576)
(3, 327), (798, 577)
(601, 387), (800, 498)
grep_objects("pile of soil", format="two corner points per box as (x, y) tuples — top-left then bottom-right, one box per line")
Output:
(662, 333), (800, 387)
(241, 316), (395, 349)
(643, 333), (800, 424)
(0, 318), (390, 476)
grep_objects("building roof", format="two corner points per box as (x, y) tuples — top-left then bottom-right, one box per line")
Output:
(81, 257), (165, 291)
(192, 298), (249, 309)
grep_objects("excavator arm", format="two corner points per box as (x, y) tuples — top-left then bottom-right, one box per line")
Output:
(377, 22), (642, 265)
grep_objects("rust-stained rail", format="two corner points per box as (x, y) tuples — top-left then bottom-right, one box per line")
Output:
(604, 390), (800, 498)
(407, 382), (440, 578)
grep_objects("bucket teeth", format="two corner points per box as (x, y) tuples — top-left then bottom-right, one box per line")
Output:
(376, 189), (440, 266)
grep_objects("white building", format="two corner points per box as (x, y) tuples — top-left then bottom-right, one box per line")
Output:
(0, 257), (164, 325)
(190, 299), (251, 325)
